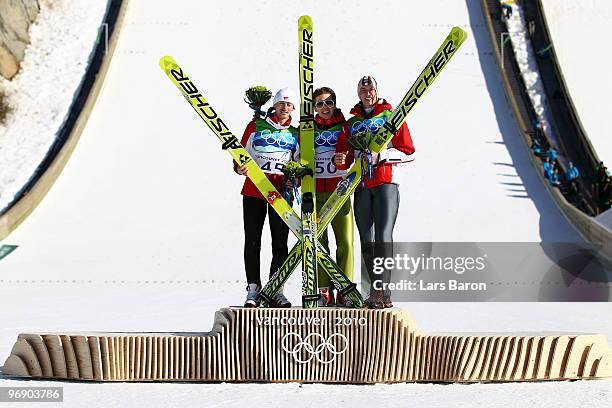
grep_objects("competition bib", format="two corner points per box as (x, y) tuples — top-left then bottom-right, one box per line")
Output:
(348, 113), (389, 136)
(314, 128), (346, 178)
(249, 123), (298, 175)
(347, 111), (392, 159)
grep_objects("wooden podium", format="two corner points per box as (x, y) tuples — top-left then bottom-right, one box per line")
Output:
(4, 308), (612, 383)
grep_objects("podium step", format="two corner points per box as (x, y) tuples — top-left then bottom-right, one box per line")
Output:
(3, 308), (611, 383)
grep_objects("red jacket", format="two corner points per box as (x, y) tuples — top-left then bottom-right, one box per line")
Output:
(336, 99), (414, 188)
(315, 109), (346, 193)
(234, 115), (295, 200)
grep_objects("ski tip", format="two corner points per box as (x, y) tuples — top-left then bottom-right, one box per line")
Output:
(159, 55), (177, 71)
(298, 15), (312, 25)
(450, 26), (469, 42)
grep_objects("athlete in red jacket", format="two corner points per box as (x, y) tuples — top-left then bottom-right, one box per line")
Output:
(234, 87), (299, 308)
(335, 76), (415, 308)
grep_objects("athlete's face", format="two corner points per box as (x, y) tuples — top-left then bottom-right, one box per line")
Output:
(274, 101), (294, 123)
(314, 92), (335, 121)
(358, 84), (377, 108)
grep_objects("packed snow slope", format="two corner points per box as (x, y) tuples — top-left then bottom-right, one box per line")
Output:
(541, 0), (612, 167)
(0, 0), (581, 284)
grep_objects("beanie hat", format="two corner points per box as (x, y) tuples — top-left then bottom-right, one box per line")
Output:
(357, 75), (378, 93)
(272, 87), (297, 107)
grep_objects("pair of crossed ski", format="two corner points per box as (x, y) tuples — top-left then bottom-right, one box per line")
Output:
(160, 17), (467, 308)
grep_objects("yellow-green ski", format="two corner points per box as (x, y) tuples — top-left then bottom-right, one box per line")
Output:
(159, 56), (301, 234)
(298, 15), (319, 308)
(317, 26), (469, 231)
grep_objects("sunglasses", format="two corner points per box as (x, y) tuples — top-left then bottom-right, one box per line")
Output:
(315, 99), (335, 109)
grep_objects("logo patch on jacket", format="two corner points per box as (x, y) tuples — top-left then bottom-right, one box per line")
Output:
(252, 129), (298, 153)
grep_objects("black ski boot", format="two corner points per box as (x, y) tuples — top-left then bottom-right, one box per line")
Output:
(363, 289), (384, 309)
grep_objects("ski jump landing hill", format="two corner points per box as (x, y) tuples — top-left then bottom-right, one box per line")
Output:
(0, 0), (584, 283)
(2, 0), (612, 389)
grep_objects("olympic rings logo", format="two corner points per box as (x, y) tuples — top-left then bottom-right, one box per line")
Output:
(281, 332), (348, 364)
(315, 130), (339, 146)
(257, 129), (296, 147)
(350, 117), (385, 134)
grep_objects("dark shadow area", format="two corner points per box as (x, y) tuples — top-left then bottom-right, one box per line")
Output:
(506, 195), (529, 199)
(539, 244), (612, 301)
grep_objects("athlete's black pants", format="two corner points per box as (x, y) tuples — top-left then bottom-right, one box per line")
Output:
(354, 184), (400, 295)
(243, 196), (289, 286)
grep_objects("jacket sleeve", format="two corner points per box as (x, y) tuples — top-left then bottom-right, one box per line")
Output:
(379, 121), (415, 164)
(234, 120), (256, 173)
(334, 122), (355, 170)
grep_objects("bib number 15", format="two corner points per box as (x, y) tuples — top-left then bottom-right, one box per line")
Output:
(261, 162), (286, 172)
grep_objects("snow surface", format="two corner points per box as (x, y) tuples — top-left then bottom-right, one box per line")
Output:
(0, 0), (109, 211)
(540, 0), (612, 166)
(0, 0), (609, 405)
